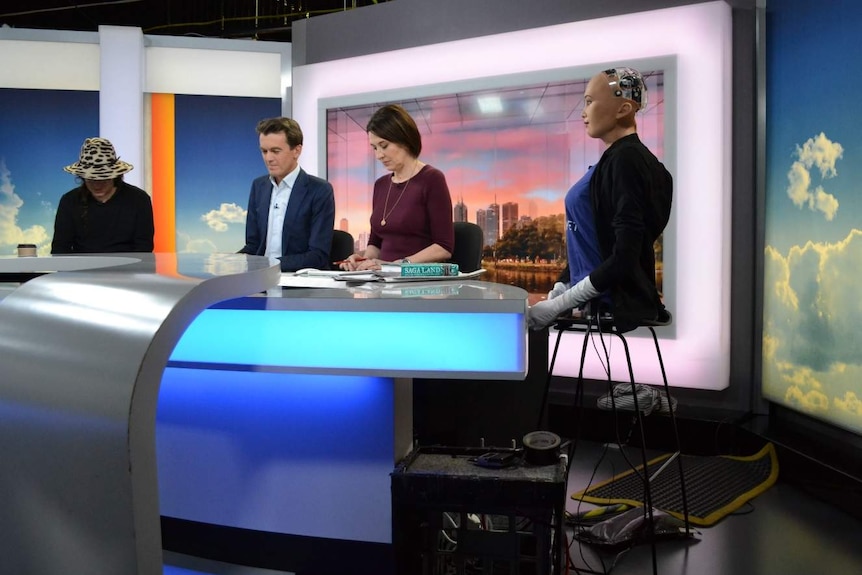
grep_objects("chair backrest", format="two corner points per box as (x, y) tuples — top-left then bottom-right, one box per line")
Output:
(449, 222), (484, 273)
(330, 230), (355, 269)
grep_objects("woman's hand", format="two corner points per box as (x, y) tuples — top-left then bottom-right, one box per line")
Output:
(339, 254), (361, 271)
(340, 255), (383, 271)
(355, 258), (383, 271)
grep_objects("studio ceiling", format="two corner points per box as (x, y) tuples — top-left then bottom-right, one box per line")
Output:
(0, 0), (388, 42)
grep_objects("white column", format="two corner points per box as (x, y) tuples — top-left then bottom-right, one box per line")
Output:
(98, 25), (145, 189)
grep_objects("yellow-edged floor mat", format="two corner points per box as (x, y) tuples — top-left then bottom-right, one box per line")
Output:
(571, 443), (779, 527)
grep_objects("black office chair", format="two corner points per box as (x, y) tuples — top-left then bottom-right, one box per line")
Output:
(449, 222), (484, 272)
(542, 306), (689, 575)
(329, 230), (355, 270)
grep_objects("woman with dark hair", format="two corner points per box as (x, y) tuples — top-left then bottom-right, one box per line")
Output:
(340, 104), (454, 270)
(51, 137), (154, 254)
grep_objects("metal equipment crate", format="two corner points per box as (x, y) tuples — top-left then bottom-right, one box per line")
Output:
(391, 446), (567, 575)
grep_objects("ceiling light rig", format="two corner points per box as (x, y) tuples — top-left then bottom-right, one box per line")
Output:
(0, 0), (393, 43)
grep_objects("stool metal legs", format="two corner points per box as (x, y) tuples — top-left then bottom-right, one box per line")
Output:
(545, 319), (690, 574)
(645, 325), (691, 536)
(611, 330), (660, 575)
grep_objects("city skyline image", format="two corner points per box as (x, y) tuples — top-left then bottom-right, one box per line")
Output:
(326, 71), (666, 296)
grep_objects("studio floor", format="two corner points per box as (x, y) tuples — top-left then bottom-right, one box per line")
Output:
(562, 440), (862, 575)
(163, 438), (862, 575)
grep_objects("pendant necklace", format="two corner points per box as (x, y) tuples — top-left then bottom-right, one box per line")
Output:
(380, 163), (420, 226)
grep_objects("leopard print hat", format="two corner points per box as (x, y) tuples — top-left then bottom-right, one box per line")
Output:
(63, 137), (134, 180)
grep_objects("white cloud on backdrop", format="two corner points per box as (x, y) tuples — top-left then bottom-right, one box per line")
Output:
(786, 132), (842, 220)
(177, 231), (217, 254)
(0, 159), (50, 254)
(764, 131), (862, 432)
(202, 202), (246, 232)
(763, 229), (862, 432)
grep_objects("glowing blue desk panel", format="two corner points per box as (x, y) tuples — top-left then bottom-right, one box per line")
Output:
(157, 281), (528, 559)
(170, 283), (527, 379)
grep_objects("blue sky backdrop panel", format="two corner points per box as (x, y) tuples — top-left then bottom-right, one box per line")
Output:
(173, 95), (280, 254)
(763, 0), (862, 436)
(0, 89), (98, 255)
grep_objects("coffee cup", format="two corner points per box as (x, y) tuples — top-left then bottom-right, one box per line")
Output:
(17, 243), (37, 257)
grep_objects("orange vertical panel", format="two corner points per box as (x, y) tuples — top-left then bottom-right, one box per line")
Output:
(151, 93), (176, 253)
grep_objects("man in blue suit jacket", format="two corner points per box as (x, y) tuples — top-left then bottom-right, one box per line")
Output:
(239, 117), (335, 271)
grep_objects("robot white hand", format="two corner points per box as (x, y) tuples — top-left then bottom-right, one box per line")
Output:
(547, 281), (569, 300)
(528, 276), (600, 330)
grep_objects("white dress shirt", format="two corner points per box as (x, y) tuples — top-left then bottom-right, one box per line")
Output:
(264, 165), (300, 259)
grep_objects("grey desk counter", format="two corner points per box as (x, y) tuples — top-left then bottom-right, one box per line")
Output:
(0, 259), (528, 574)
(0, 253), (278, 575)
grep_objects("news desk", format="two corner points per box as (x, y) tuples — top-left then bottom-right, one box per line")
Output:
(0, 254), (528, 575)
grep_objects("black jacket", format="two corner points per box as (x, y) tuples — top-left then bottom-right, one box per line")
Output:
(588, 134), (673, 333)
(51, 180), (154, 254)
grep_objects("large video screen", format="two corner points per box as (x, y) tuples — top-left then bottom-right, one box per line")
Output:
(325, 70), (666, 304)
(294, 1), (732, 389)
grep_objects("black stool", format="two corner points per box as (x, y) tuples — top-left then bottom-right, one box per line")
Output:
(540, 307), (690, 574)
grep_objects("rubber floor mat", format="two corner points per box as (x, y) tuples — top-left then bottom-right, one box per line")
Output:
(571, 443), (779, 526)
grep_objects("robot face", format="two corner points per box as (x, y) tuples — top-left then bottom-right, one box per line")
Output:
(604, 67), (648, 111)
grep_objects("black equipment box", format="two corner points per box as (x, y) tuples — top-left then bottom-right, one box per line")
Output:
(391, 446), (567, 575)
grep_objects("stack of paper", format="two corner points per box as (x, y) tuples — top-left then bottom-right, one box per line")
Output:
(281, 266), (485, 287)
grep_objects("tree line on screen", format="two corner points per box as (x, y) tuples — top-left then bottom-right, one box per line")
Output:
(485, 214), (566, 263)
(482, 213), (664, 294)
